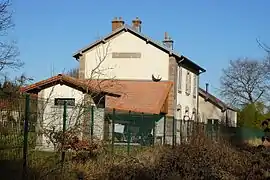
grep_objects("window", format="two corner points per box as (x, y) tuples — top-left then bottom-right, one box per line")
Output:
(54, 98), (75, 106)
(185, 106), (189, 114)
(191, 108), (196, 120)
(178, 67), (182, 93)
(185, 72), (191, 95)
(176, 104), (182, 120)
(193, 74), (197, 98)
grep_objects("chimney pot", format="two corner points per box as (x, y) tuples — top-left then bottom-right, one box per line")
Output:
(111, 17), (124, 31)
(162, 32), (174, 50)
(165, 32), (169, 39)
(132, 17), (142, 32)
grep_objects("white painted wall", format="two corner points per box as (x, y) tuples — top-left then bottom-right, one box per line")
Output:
(83, 31), (169, 80)
(35, 84), (105, 151)
(176, 67), (198, 121)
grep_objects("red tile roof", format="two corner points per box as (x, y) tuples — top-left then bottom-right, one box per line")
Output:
(87, 79), (173, 114)
(21, 74), (172, 115)
(20, 74), (120, 97)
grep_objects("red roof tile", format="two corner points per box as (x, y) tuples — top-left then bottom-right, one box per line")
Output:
(20, 74), (120, 97)
(87, 80), (173, 114)
(21, 75), (172, 114)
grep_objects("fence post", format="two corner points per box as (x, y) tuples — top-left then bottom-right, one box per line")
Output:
(61, 101), (67, 167)
(163, 115), (166, 145)
(22, 94), (30, 180)
(172, 117), (175, 147)
(152, 118), (156, 146)
(111, 109), (115, 154)
(90, 105), (94, 140)
(127, 110), (131, 155)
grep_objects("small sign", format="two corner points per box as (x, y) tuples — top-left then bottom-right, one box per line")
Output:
(114, 123), (125, 133)
(54, 98), (75, 106)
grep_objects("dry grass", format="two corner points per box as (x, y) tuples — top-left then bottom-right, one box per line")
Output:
(246, 138), (262, 147)
(1, 133), (270, 180)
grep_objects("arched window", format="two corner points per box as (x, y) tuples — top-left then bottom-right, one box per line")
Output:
(176, 104), (182, 120)
(178, 67), (182, 93)
(186, 72), (191, 95)
(191, 108), (196, 120)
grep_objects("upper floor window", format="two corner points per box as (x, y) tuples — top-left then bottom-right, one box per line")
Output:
(178, 67), (182, 93)
(185, 72), (191, 95)
(193, 74), (197, 98)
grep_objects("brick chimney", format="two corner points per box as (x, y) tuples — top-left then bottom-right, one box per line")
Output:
(162, 32), (174, 50)
(111, 17), (125, 31)
(132, 17), (142, 32)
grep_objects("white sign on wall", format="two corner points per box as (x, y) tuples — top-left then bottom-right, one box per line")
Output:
(114, 123), (125, 133)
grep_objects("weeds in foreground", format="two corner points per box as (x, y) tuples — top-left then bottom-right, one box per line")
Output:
(1, 133), (270, 180)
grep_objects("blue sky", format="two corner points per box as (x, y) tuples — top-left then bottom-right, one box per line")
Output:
(10, 0), (270, 96)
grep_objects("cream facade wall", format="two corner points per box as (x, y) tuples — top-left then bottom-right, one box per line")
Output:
(83, 31), (169, 80)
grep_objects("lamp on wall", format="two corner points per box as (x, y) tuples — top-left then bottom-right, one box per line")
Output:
(183, 107), (190, 121)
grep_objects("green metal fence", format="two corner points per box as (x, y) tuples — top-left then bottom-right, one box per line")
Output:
(0, 94), (267, 179)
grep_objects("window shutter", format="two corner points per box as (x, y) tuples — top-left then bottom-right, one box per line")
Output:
(178, 67), (182, 93)
(186, 72), (191, 95)
(193, 74), (197, 98)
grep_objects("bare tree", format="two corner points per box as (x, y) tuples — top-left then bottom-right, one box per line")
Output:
(0, 0), (21, 72)
(66, 67), (79, 78)
(257, 38), (270, 54)
(34, 41), (120, 153)
(220, 58), (270, 107)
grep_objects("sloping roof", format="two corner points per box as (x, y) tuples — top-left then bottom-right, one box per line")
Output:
(198, 88), (237, 112)
(87, 79), (173, 114)
(20, 74), (120, 97)
(72, 25), (206, 73)
(21, 75), (172, 114)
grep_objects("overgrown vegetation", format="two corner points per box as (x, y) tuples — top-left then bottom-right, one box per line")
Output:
(0, 131), (270, 180)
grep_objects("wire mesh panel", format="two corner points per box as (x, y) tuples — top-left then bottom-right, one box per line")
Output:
(106, 111), (164, 155)
(0, 95), (30, 160)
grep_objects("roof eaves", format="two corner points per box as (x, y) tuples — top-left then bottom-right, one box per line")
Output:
(198, 88), (236, 111)
(72, 24), (205, 73)
(72, 26), (127, 59)
(180, 56), (206, 72)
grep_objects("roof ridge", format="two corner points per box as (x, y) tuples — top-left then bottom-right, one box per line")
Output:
(71, 23), (205, 72)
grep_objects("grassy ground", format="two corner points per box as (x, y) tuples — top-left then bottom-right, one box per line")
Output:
(0, 135), (270, 180)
